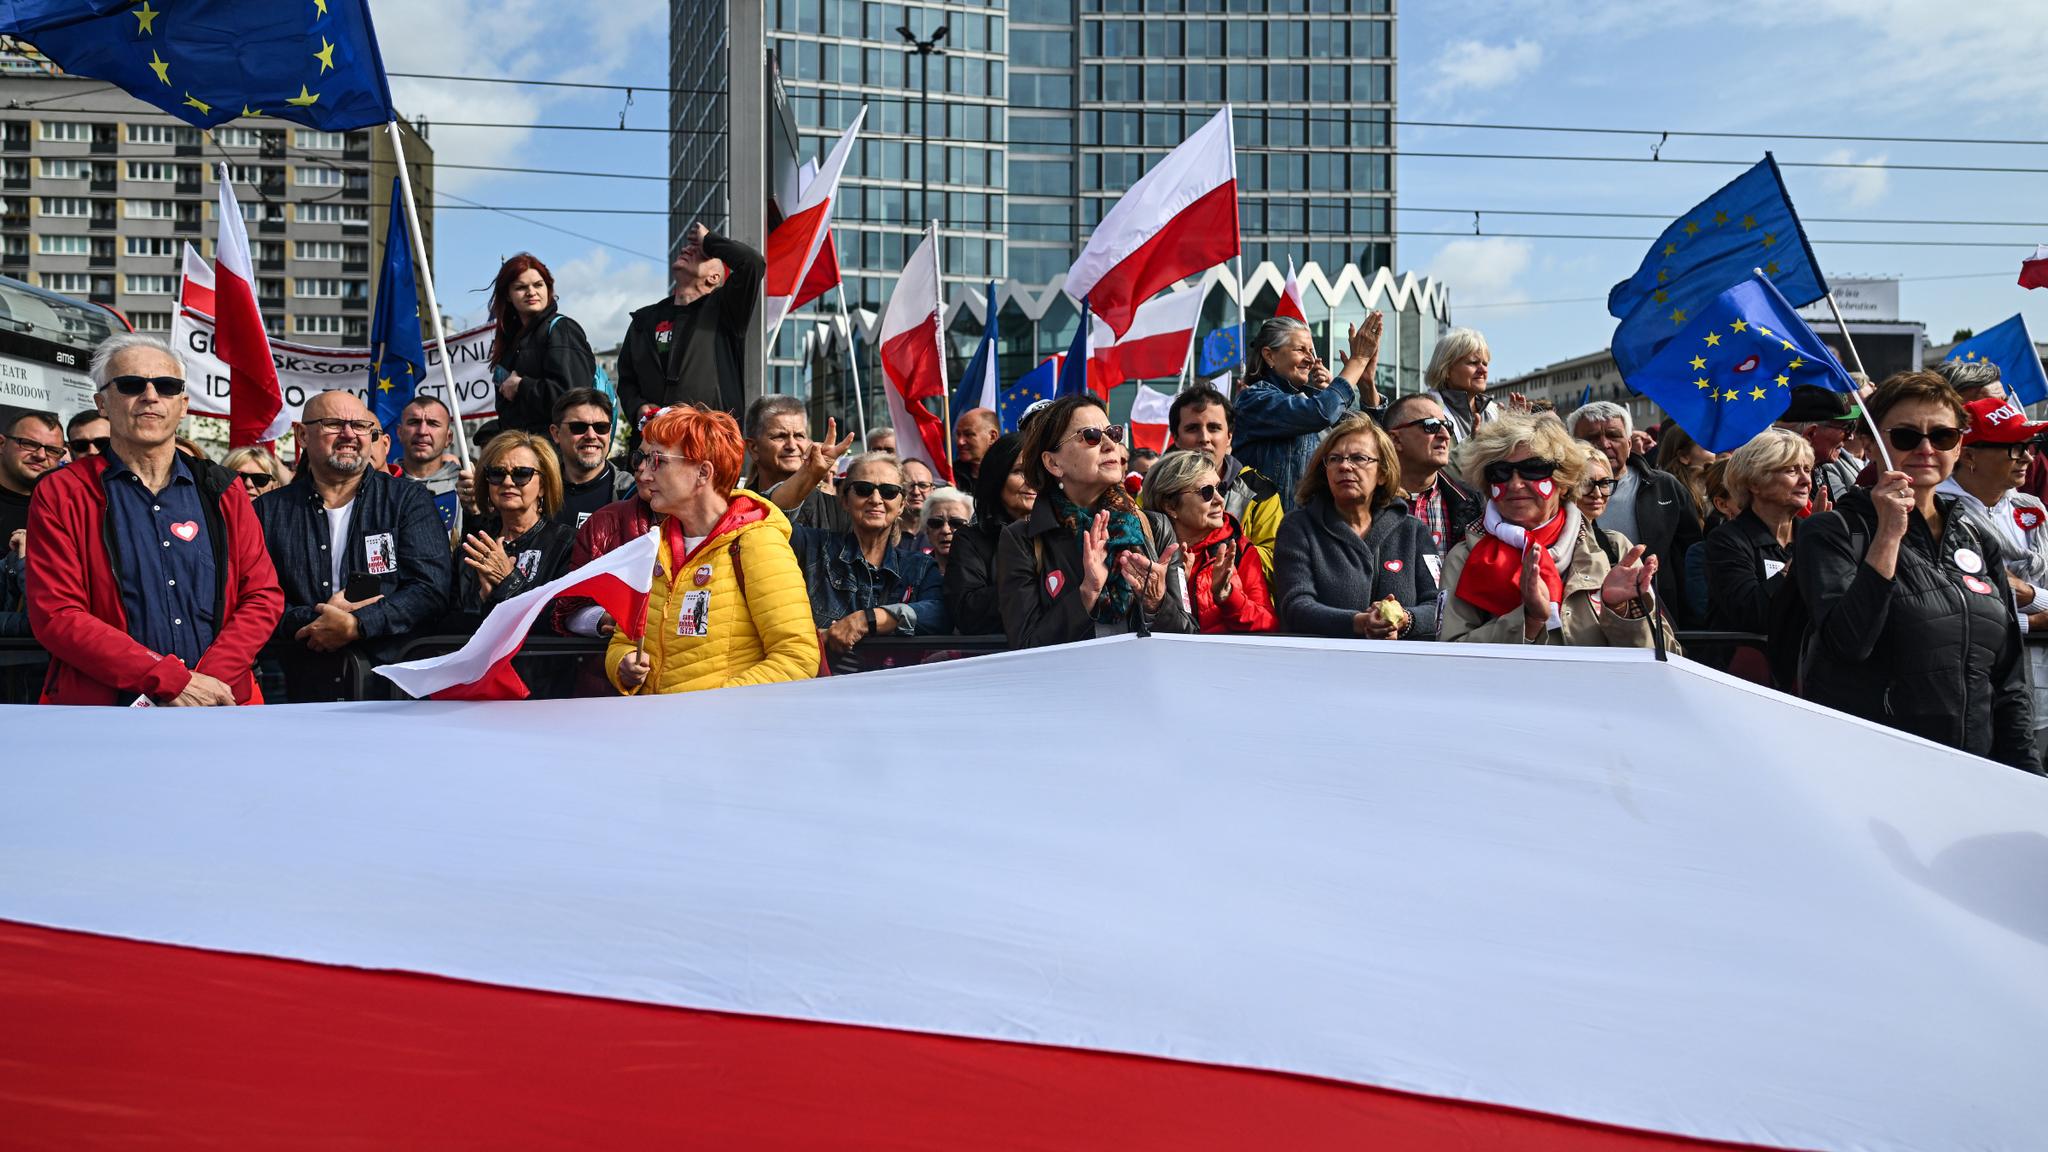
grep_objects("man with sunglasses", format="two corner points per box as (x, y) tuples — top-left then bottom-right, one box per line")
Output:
(1779, 386), (1864, 505)
(548, 389), (634, 529)
(1167, 385), (1283, 577)
(0, 410), (64, 542)
(63, 409), (109, 463)
(1383, 393), (1482, 559)
(25, 333), (283, 705)
(254, 388), (452, 701)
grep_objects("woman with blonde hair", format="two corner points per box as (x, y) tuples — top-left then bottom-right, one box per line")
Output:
(449, 430), (576, 622)
(222, 445), (290, 495)
(1439, 412), (1674, 648)
(1140, 448), (1276, 634)
(1273, 413), (1438, 640)
(1702, 428), (1812, 635)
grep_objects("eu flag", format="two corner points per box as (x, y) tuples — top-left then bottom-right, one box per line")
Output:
(367, 178), (426, 438)
(3, 0), (395, 131)
(1197, 324), (1242, 378)
(1609, 156), (1827, 377)
(1945, 315), (2048, 407)
(1054, 299), (1091, 400)
(1628, 271), (1857, 453)
(1001, 355), (1061, 432)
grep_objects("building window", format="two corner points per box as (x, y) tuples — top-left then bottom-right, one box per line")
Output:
(124, 199), (178, 220)
(39, 121), (90, 143)
(40, 272), (92, 293)
(293, 130), (346, 151)
(294, 203), (367, 224)
(293, 165), (346, 187)
(213, 127), (266, 149)
(37, 158), (86, 179)
(123, 274), (176, 295)
(293, 277), (345, 298)
(293, 240), (345, 261)
(126, 124), (199, 146)
(127, 311), (173, 332)
(125, 161), (181, 183)
(125, 236), (181, 257)
(293, 314), (345, 335)
(40, 197), (91, 218)
(37, 234), (91, 256)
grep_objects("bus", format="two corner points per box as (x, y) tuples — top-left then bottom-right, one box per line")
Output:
(0, 274), (132, 429)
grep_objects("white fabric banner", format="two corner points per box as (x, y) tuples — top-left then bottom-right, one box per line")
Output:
(170, 306), (499, 424)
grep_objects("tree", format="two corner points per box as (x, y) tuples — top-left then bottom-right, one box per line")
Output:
(1952, 328), (1975, 344)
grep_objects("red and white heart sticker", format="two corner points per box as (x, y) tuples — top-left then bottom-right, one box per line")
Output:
(169, 521), (198, 542)
(1533, 478), (1556, 498)
(1383, 559), (1404, 573)
(2016, 507), (2045, 533)
(1963, 575), (1995, 596)
(1044, 570), (1066, 599)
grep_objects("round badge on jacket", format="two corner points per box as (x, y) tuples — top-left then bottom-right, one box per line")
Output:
(1963, 574), (1995, 595)
(2016, 507), (2045, 534)
(693, 564), (713, 588)
(1952, 548), (1984, 575)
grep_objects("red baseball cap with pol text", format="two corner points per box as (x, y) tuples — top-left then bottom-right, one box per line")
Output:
(1962, 397), (2048, 446)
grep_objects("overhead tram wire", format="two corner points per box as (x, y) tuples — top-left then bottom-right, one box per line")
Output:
(1459, 268), (2025, 311)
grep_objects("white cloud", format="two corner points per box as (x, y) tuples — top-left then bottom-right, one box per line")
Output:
(553, 248), (670, 352)
(1426, 237), (1534, 307)
(1817, 148), (1889, 208)
(1431, 39), (1544, 96)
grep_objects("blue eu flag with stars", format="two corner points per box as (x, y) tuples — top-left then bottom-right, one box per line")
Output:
(1197, 324), (1243, 378)
(2, 0), (396, 131)
(1001, 356), (1060, 432)
(368, 177), (426, 439)
(1630, 272), (1856, 453)
(1945, 315), (2048, 407)
(1609, 155), (1827, 378)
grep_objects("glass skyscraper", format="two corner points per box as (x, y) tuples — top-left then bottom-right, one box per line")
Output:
(672, 0), (1411, 400)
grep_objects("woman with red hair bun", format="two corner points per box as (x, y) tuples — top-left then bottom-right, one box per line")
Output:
(608, 405), (819, 694)
(489, 253), (597, 435)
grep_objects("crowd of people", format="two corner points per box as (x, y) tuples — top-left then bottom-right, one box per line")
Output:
(3, 234), (2043, 775)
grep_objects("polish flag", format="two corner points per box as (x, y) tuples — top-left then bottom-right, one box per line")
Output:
(374, 529), (660, 701)
(1065, 106), (1238, 340)
(879, 223), (952, 484)
(2021, 244), (2048, 291)
(763, 109), (865, 336)
(1276, 257), (1309, 323)
(1127, 383), (1175, 453)
(178, 241), (215, 317)
(790, 159), (843, 310)
(214, 166), (287, 448)
(1087, 287), (1203, 397)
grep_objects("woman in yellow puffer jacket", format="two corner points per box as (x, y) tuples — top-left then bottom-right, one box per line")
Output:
(610, 405), (818, 694)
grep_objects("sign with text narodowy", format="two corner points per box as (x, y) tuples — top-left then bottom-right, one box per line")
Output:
(171, 308), (500, 424)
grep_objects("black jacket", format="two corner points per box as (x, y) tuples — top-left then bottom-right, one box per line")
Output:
(1795, 487), (2035, 771)
(945, 521), (1005, 637)
(495, 312), (597, 435)
(994, 495), (1194, 648)
(1274, 496), (1441, 639)
(1703, 509), (1791, 635)
(616, 231), (766, 435)
(1621, 454), (1704, 624)
(447, 517), (577, 623)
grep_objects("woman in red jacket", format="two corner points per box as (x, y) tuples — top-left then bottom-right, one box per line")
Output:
(1141, 449), (1277, 634)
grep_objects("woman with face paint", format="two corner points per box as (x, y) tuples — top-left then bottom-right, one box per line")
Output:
(1438, 412), (1678, 649)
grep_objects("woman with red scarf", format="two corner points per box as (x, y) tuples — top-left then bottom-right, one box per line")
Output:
(1439, 412), (1677, 648)
(1140, 449), (1276, 634)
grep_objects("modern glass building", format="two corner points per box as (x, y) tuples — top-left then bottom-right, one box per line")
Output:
(673, 0), (1414, 406)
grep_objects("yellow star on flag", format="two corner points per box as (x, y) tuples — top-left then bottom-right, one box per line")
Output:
(1683, 220), (1701, 237)
(1787, 357), (1805, 369)
(1713, 210), (1729, 226)
(1762, 233), (1778, 247)
(1694, 377), (1710, 390)
(1670, 308), (1687, 325)
(242, 106), (265, 118)
(1780, 339), (1795, 351)
(1662, 242), (1678, 258)
(182, 92), (210, 115)
(1657, 268), (1669, 283)
(313, 0), (329, 14)
(377, 375), (394, 393)
(133, 0), (158, 34)
(1689, 355), (1707, 370)
(1764, 261), (1781, 276)
(1964, 351), (1977, 360)
(148, 50), (169, 85)
(1750, 387), (1767, 401)
(1653, 290), (1669, 305)
(1756, 326), (1775, 338)
(1774, 374), (1790, 387)
(1741, 215), (1757, 230)
(1722, 389), (1740, 402)
(287, 85), (320, 107)
(1704, 332), (1722, 347)
(1730, 320), (1748, 333)
(314, 37), (336, 73)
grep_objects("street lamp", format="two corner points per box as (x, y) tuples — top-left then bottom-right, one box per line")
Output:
(896, 22), (947, 230)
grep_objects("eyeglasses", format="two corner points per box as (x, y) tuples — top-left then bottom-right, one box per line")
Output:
(1884, 425), (1963, 453)
(104, 374), (186, 397)
(1970, 441), (2036, 459)
(305, 418), (378, 437)
(1177, 479), (1234, 503)
(904, 480), (937, 494)
(1389, 416), (1451, 436)
(925, 515), (969, 531)
(238, 470), (275, 489)
(630, 448), (694, 471)
(67, 436), (108, 457)
(1061, 424), (1126, 448)
(562, 420), (612, 436)
(843, 479), (905, 500)
(1582, 477), (1618, 495)
(485, 466), (539, 487)
(1482, 458), (1559, 485)
(1326, 452), (1380, 471)
(5, 434), (64, 460)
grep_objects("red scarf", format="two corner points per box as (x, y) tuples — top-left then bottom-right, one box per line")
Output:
(1455, 509), (1568, 618)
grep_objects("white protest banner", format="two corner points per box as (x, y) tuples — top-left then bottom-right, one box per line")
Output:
(170, 307), (499, 424)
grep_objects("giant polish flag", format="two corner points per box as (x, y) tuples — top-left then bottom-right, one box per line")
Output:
(1086, 286), (1202, 396)
(1276, 256), (1309, 323)
(6, 636), (2048, 1148)
(763, 108), (865, 336)
(1065, 106), (1238, 340)
(213, 165), (288, 448)
(374, 529), (660, 700)
(879, 223), (951, 484)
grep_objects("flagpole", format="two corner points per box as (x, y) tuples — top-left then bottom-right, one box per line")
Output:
(833, 283), (869, 448)
(930, 220), (955, 478)
(1232, 255), (1250, 378)
(384, 121), (468, 470)
(1821, 289), (1894, 471)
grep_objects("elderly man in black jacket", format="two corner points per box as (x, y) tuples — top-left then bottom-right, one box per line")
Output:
(616, 221), (766, 442)
(1569, 401), (1702, 623)
(256, 389), (452, 701)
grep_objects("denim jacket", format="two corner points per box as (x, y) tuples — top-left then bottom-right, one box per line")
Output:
(790, 527), (948, 636)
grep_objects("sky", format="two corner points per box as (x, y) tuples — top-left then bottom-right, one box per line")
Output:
(369, 0), (2048, 378)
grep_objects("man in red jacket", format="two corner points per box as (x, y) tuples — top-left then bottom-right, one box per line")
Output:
(26, 333), (283, 705)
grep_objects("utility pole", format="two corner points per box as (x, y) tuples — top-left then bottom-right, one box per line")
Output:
(896, 23), (948, 233)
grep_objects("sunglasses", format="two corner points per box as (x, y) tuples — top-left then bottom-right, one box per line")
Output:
(1971, 441), (2037, 460)
(5, 434), (65, 460)
(1178, 479), (1234, 503)
(105, 374), (186, 397)
(925, 515), (969, 531)
(843, 480), (905, 501)
(562, 420), (612, 436)
(484, 466), (539, 486)
(1062, 424), (1126, 448)
(238, 470), (276, 489)
(1483, 458), (1559, 485)
(1885, 425), (1963, 453)
(68, 436), (109, 457)
(1390, 416), (1451, 436)
(1582, 477), (1618, 495)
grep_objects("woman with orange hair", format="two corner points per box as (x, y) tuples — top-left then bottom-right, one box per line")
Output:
(489, 253), (597, 435)
(608, 405), (818, 694)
